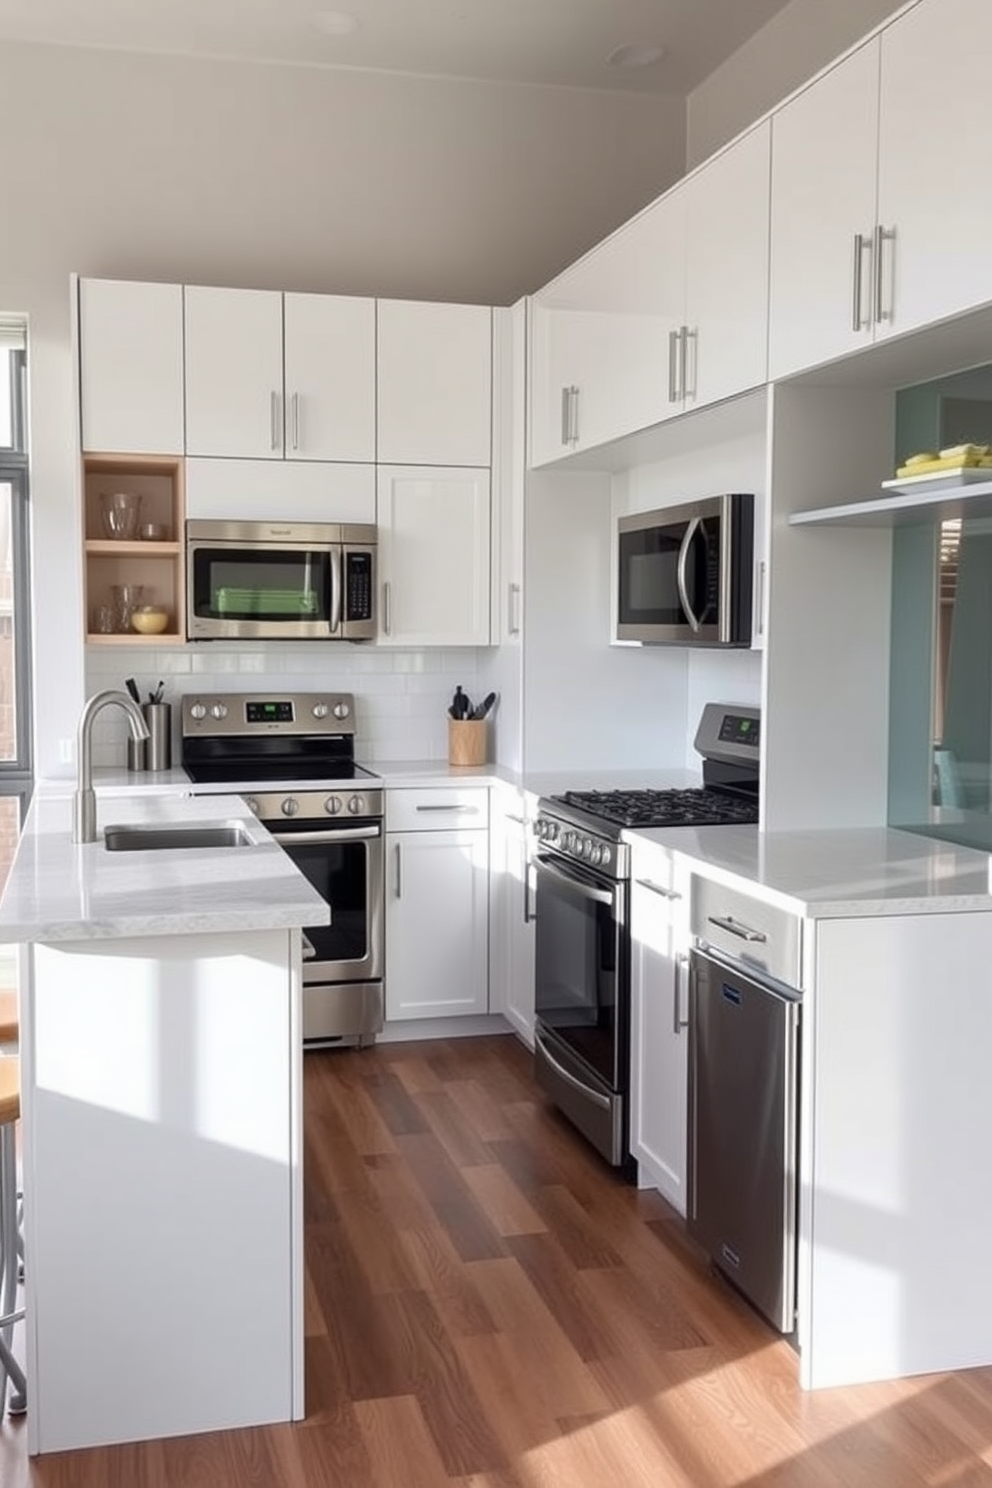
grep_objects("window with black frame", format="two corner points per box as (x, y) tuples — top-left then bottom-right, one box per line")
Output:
(0, 319), (33, 898)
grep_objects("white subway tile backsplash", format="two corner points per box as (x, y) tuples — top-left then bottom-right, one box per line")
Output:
(85, 643), (484, 767)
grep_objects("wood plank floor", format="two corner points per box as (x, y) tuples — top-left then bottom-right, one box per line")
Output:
(4, 1032), (992, 1485)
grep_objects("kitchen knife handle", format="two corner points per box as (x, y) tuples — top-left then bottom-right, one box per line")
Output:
(270, 390), (281, 451)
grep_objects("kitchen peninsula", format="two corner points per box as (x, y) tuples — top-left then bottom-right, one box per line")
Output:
(0, 790), (327, 1455)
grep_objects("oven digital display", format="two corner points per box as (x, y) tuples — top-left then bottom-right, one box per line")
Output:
(718, 713), (760, 747)
(246, 701), (294, 723)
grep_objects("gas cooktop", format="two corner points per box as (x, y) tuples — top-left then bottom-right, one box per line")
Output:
(551, 785), (759, 831)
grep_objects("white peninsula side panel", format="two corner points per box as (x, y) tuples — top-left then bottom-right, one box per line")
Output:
(799, 909), (992, 1390)
(24, 927), (303, 1454)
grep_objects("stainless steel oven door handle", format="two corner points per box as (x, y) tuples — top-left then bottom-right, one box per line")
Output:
(270, 825), (381, 845)
(329, 547), (342, 636)
(535, 855), (615, 907)
(535, 1028), (611, 1111)
(676, 516), (703, 633)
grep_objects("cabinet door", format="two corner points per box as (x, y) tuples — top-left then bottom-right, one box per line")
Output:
(489, 799), (535, 1045)
(78, 279), (184, 455)
(629, 848), (689, 1214)
(184, 287), (284, 458)
(385, 829), (489, 1020)
(377, 465), (490, 646)
(377, 300), (492, 466)
(768, 42), (880, 380)
(876, 0), (992, 341)
(283, 293), (375, 463)
(186, 458), (375, 523)
(684, 121), (771, 408)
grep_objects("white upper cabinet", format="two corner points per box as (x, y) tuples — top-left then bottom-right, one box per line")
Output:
(768, 42), (881, 380)
(875, 0), (992, 341)
(529, 122), (769, 465)
(376, 465), (491, 646)
(282, 293), (376, 461)
(683, 121), (770, 410)
(184, 287), (284, 459)
(184, 287), (376, 461)
(78, 279), (184, 455)
(376, 300), (492, 467)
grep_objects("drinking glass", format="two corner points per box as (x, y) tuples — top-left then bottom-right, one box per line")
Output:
(100, 492), (142, 541)
(111, 583), (144, 633)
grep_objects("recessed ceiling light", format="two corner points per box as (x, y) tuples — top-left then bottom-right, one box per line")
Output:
(607, 42), (667, 68)
(312, 10), (359, 38)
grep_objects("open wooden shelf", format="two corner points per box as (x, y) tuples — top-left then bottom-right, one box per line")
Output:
(82, 453), (185, 643)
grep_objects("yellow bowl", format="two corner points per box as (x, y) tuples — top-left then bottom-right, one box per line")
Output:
(130, 606), (170, 636)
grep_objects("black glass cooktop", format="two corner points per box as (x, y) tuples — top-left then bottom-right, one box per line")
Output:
(553, 786), (759, 830)
(183, 759), (377, 785)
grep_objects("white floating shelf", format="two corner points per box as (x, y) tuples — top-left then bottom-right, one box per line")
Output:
(788, 478), (992, 528)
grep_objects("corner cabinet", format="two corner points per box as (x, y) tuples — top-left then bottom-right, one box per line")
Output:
(82, 453), (186, 645)
(629, 839), (690, 1214)
(376, 466), (491, 646)
(384, 787), (490, 1021)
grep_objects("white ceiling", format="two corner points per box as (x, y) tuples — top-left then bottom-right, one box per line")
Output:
(0, 0), (795, 96)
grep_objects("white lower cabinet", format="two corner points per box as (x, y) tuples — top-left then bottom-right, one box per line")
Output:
(488, 788), (535, 1044)
(385, 788), (490, 1021)
(629, 840), (690, 1214)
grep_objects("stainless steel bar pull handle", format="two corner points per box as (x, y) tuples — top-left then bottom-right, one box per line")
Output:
(673, 953), (690, 1035)
(567, 386), (580, 445)
(329, 546), (342, 636)
(668, 328), (681, 403)
(415, 803), (478, 814)
(271, 826), (380, 846)
(874, 224), (896, 324)
(852, 233), (866, 331)
(523, 860), (535, 925)
(707, 913), (767, 944)
(508, 582), (521, 636)
(291, 391), (300, 451)
(635, 878), (682, 901)
(561, 385), (571, 446)
(682, 326), (696, 402)
(535, 1029), (611, 1111)
(394, 841), (402, 898)
(270, 390), (281, 451)
(382, 581), (391, 636)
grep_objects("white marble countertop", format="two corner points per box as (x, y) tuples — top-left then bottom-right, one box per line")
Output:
(0, 792), (329, 943)
(624, 823), (992, 918)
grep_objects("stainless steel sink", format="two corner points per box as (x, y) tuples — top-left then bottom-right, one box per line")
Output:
(103, 822), (254, 852)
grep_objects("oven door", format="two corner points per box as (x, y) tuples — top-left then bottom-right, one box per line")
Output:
(187, 538), (337, 640)
(533, 848), (629, 1080)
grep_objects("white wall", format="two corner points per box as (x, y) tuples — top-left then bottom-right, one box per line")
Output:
(686, 0), (904, 168)
(0, 39), (684, 779)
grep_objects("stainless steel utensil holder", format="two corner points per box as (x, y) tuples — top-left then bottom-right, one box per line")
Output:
(142, 702), (172, 772)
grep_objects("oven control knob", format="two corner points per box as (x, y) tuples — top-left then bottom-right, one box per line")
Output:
(324, 795), (343, 815)
(581, 837), (593, 859)
(312, 702), (329, 719)
(333, 702), (350, 720)
(592, 845), (608, 867)
(244, 797), (260, 816)
(281, 797), (300, 818)
(347, 794), (363, 815)
(190, 702), (206, 721)
(211, 703), (228, 721)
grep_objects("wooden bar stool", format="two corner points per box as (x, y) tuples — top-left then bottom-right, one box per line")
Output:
(0, 1057), (26, 1416)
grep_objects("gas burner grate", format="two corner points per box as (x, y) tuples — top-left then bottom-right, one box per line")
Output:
(556, 787), (759, 829)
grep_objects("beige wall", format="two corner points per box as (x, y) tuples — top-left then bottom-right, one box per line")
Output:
(686, 0), (906, 168)
(0, 39), (684, 779)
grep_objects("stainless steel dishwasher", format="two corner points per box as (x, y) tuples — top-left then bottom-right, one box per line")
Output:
(687, 876), (802, 1334)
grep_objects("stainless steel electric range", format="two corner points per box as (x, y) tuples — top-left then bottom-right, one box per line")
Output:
(181, 691), (384, 1047)
(532, 702), (760, 1169)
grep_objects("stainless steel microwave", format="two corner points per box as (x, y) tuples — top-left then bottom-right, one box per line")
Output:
(616, 493), (754, 646)
(186, 520), (376, 641)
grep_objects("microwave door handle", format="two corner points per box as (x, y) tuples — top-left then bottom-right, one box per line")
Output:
(329, 547), (342, 635)
(676, 517), (703, 633)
